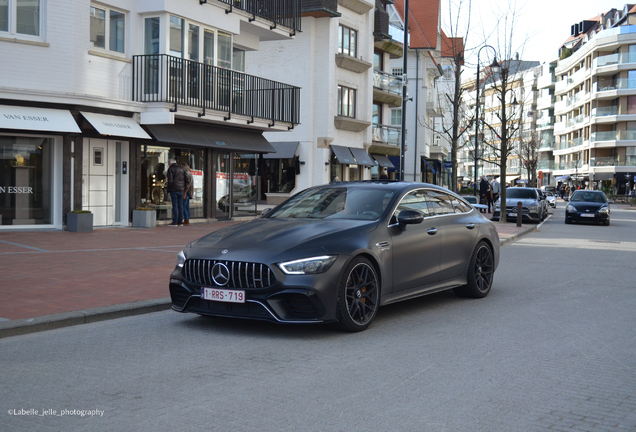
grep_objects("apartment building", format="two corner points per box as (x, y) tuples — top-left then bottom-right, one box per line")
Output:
(553, 6), (636, 195)
(536, 60), (558, 186)
(0, 0), (301, 230)
(246, 0), (404, 204)
(460, 59), (540, 187)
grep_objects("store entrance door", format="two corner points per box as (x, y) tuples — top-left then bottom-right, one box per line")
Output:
(84, 139), (122, 226)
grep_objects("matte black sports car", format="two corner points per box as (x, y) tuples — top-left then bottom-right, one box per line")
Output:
(565, 190), (610, 225)
(170, 181), (500, 332)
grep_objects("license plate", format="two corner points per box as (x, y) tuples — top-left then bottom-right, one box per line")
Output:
(508, 213), (517, 217)
(201, 287), (245, 303)
(580, 213), (595, 218)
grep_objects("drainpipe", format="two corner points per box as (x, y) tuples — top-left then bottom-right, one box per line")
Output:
(414, 49), (420, 181)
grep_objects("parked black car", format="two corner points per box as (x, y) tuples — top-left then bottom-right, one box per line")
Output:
(565, 190), (610, 225)
(170, 181), (500, 332)
(492, 187), (544, 223)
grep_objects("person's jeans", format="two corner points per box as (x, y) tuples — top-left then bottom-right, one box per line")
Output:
(170, 191), (184, 224)
(183, 194), (190, 221)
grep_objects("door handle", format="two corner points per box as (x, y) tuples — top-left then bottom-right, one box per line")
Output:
(427, 228), (437, 235)
(466, 223), (475, 229)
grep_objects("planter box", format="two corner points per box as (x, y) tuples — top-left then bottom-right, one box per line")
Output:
(132, 210), (156, 228)
(67, 213), (93, 232)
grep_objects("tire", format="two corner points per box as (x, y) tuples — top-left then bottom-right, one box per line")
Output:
(604, 219), (610, 226)
(453, 241), (494, 299)
(336, 257), (380, 332)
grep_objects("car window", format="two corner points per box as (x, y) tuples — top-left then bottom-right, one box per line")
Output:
(571, 192), (606, 203)
(395, 190), (430, 218)
(268, 187), (394, 220)
(426, 190), (458, 215)
(453, 196), (474, 213)
(506, 188), (538, 199)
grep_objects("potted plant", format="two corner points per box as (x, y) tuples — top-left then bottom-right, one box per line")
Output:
(132, 207), (156, 228)
(67, 210), (93, 232)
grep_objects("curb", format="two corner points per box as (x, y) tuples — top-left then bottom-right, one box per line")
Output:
(498, 214), (549, 246)
(0, 298), (172, 339)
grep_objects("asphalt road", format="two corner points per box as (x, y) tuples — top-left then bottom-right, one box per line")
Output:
(1, 204), (635, 432)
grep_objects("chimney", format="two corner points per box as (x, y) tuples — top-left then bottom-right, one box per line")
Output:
(515, 52), (519, 61)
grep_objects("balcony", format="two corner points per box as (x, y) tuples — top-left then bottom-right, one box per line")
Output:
(537, 116), (554, 129)
(374, 10), (404, 59)
(591, 131), (618, 142)
(301, 0), (339, 18)
(373, 71), (402, 106)
(132, 55), (300, 126)
(592, 106), (619, 117)
(218, 0), (302, 34)
(593, 52), (636, 69)
(537, 94), (555, 109)
(566, 113), (586, 128)
(594, 78), (636, 93)
(537, 74), (555, 89)
(538, 160), (554, 170)
(369, 124), (402, 156)
(590, 157), (620, 167)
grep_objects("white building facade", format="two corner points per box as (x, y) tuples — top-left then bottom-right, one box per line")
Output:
(0, 0), (301, 229)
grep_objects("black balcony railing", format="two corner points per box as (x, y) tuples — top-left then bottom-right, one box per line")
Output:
(217, 0), (301, 34)
(132, 54), (300, 126)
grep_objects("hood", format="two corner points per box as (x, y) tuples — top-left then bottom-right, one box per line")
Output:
(187, 218), (377, 257)
(568, 201), (607, 212)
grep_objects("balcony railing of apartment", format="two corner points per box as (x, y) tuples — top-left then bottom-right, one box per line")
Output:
(591, 130), (636, 142)
(538, 74), (555, 88)
(594, 78), (636, 93)
(216, 0), (301, 34)
(537, 94), (555, 108)
(372, 124), (401, 146)
(567, 91), (588, 107)
(389, 24), (404, 45)
(538, 116), (554, 128)
(538, 160), (554, 170)
(539, 139), (554, 149)
(592, 106), (619, 117)
(593, 52), (636, 69)
(590, 157), (620, 167)
(132, 54), (300, 125)
(566, 113), (586, 128)
(373, 70), (401, 95)
(554, 99), (567, 112)
(557, 160), (583, 170)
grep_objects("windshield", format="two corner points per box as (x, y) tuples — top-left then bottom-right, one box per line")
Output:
(506, 188), (537, 199)
(570, 191), (607, 203)
(267, 187), (395, 220)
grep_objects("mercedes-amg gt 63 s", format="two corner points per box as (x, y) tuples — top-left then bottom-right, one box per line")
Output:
(169, 181), (500, 332)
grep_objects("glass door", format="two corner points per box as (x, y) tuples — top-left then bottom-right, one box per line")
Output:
(215, 153), (231, 220)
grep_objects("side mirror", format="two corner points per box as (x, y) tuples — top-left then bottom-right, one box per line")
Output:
(397, 210), (424, 229)
(261, 208), (273, 216)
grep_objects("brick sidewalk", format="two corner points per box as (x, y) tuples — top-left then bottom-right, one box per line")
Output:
(0, 218), (532, 324)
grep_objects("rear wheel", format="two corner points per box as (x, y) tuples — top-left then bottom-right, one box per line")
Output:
(336, 257), (380, 332)
(454, 241), (494, 299)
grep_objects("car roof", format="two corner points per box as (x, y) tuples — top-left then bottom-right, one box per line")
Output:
(322, 181), (452, 194)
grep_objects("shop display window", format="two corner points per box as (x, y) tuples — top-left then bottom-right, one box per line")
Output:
(0, 135), (53, 225)
(141, 146), (204, 221)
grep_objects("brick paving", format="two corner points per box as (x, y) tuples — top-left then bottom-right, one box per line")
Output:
(0, 218), (530, 322)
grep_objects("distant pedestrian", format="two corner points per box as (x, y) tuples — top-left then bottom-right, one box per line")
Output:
(167, 158), (189, 226)
(479, 176), (490, 213)
(181, 163), (193, 225)
(491, 176), (501, 204)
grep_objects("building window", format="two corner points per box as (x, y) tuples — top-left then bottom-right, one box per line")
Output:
(1, 0), (41, 37)
(90, 5), (125, 53)
(390, 108), (401, 126)
(392, 68), (403, 76)
(217, 31), (232, 69)
(338, 85), (356, 118)
(233, 47), (245, 72)
(338, 25), (357, 57)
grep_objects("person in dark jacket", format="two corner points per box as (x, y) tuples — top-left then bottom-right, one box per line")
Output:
(479, 176), (490, 213)
(167, 158), (189, 226)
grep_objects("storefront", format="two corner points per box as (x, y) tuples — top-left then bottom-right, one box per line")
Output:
(262, 142), (299, 205)
(0, 105), (78, 229)
(139, 121), (275, 220)
(329, 145), (374, 182)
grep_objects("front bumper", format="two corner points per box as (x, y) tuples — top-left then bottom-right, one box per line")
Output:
(492, 207), (541, 222)
(565, 210), (609, 224)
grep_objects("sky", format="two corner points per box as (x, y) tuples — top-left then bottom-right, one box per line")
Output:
(441, 0), (622, 65)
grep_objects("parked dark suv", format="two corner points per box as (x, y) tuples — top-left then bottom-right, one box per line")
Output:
(492, 187), (544, 223)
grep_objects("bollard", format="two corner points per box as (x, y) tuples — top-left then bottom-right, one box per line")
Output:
(516, 201), (522, 227)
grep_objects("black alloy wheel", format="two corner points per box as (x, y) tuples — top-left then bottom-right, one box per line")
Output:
(337, 257), (380, 332)
(454, 241), (494, 299)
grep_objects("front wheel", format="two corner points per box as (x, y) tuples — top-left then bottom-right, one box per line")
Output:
(454, 241), (494, 299)
(336, 257), (380, 332)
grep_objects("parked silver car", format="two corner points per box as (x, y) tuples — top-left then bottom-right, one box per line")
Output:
(544, 191), (557, 208)
(492, 187), (545, 223)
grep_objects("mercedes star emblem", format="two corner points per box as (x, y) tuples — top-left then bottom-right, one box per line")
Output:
(222, 249), (229, 254)
(211, 263), (230, 286)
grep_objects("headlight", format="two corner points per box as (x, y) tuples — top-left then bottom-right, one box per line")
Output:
(176, 250), (186, 268)
(566, 204), (576, 212)
(598, 205), (609, 214)
(279, 255), (337, 275)
(528, 206), (540, 213)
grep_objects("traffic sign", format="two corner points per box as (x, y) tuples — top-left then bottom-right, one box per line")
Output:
(538, 171), (544, 179)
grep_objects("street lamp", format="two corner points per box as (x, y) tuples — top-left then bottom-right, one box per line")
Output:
(473, 45), (500, 196)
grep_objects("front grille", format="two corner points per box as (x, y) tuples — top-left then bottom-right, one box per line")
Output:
(170, 284), (192, 309)
(182, 259), (276, 289)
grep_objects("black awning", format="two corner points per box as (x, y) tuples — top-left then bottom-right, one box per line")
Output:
(145, 122), (275, 153)
(263, 142), (299, 159)
(331, 145), (356, 164)
(349, 147), (375, 166)
(371, 154), (395, 168)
